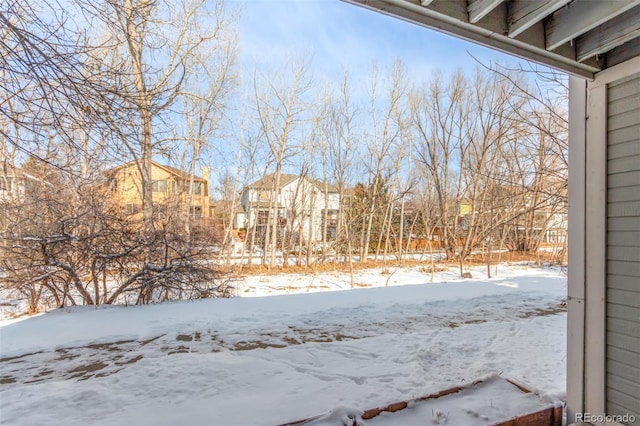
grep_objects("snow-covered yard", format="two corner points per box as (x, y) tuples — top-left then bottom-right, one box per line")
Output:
(0, 263), (567, 425)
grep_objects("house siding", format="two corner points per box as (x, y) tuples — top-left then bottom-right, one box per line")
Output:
(606, 72), (640, 422)
(240, 174), (340, 243)
(108, 162), (210, 217)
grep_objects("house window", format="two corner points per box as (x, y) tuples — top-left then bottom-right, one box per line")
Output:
(257, 210), (269, 226)
(321, 209), (338, 241)
(152, 180), (167, 193)
(0, 177), (12, 191)
(255, 209), (285, 226)
(189, 206), (202, 217)
(171, 181), (202, 195)
(326, 227), (337, 241)
(191, 182), (202, 195)
(125, 204), (141, 214)
(322, 209), (339, 227)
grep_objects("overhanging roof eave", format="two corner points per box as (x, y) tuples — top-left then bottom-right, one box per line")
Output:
(344, 0), (601, 79)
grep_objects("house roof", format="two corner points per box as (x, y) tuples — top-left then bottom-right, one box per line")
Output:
(345, 0), (640, 79)
(1, 163), (51, 183)
(310, 178), (340, 193)
(155, 163), (206, 181)
(246, 173), (339, 193)
(247, 173), (299, 189)
(106, 160), (206, 182)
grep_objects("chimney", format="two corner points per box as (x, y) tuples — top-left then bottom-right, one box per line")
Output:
(201, 166), (210, 215)
(200, 166), (210, 183)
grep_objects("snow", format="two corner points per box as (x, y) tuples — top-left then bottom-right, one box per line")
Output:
(300, 374), (561, 426)
(0, 264), (567, 426)
(360, 374), (560, 426)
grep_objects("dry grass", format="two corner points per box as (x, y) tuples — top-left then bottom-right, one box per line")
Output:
(419, 264), (448, 274)
(352, 282), (372, 288)
(216, 251), (565, 278)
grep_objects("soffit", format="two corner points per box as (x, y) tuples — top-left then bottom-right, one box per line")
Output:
(344, 0), (640, 79)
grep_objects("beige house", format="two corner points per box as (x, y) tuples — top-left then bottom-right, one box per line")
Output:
(106, 160), (210, 218)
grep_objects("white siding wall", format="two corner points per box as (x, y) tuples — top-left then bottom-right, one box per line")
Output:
(240, 178), (340, 242)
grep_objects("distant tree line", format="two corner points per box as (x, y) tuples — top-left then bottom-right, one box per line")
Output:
(228, 60), (567, 280)
(0, 0), (567, 312)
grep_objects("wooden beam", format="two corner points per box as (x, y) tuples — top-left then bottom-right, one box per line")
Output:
(545, 0), (640, 51)
(576, 5), (640, 62)
(508, 0), (571, 38)
(468, 0), (503, 24)
(606, 37), (640, 68)
(426, 0), (468, 23)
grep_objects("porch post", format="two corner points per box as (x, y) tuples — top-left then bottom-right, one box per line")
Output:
(566, 75), (587, 423)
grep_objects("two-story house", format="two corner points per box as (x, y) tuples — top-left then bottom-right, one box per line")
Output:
(240, 173), (340, 243)
(0, 164), (44, 204)
(105, 160), (210, 218)
(1, 163), (55, 240)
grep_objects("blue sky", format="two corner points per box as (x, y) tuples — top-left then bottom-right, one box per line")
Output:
(209, 0), (550, 184)
(235, 0), (528, 84)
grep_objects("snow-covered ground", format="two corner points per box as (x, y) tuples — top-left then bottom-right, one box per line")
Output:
(0, 263), (567, 426)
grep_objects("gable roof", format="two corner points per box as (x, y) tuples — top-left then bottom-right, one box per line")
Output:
(1, 163), (54, 185)
(154, 162), (206, 182)
(246, 173), (299, 190)
(1, 163), (39, 181)
(246, 173), (339, 193)
(309, 178), (339, 193)
(106, 160), (206, 182)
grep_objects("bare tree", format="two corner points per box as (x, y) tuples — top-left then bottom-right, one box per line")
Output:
(479, 60), (569, 257)
(390, 120), (417, 262)
(252, 59), (313, 268)
(360, 60), (406, 263)
(411, 66), (538, 275)
(0, 0), (239, 311)
(78, 0), (233, 238)
(323, 71), (359, 284)
(452, 67), (523, 274)
(411, 70), (466, 262)
(177, 2), (238, 236)
(0, 0), (117, 177)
